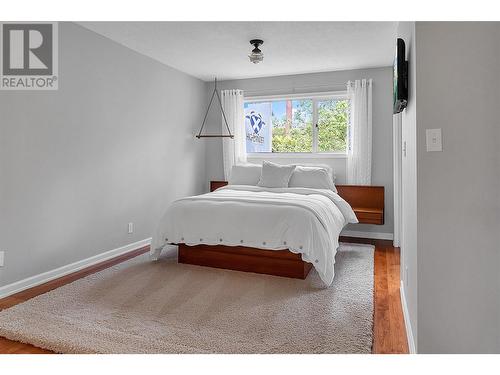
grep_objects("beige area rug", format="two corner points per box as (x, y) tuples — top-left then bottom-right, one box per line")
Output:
(0, 243), (374, 353)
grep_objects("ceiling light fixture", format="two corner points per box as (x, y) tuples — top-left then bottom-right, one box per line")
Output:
(248, 39), (264, 64)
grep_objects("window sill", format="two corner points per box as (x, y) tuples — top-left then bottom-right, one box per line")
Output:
(247, 153), (347, 159)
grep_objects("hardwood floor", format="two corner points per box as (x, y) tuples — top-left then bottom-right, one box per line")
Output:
(340, 237), (409, 354)
(0, 239), (408, 354)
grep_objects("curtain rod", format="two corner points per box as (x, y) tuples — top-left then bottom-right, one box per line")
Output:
(242, 82), (348, 96)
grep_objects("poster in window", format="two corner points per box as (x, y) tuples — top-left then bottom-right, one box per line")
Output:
(244, 102), (272, 152)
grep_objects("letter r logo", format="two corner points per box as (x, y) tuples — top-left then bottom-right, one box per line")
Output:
(2, 23), (53, 75)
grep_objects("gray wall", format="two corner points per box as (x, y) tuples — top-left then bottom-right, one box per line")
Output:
(204, 67), (394, 236)
(397, 21), (418, 351)
(0, 22), (207, 287)
(415, 22), (500, 353)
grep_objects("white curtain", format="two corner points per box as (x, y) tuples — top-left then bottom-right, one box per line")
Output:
(221, 89), (247, 180)
(346, 79), (373, 185)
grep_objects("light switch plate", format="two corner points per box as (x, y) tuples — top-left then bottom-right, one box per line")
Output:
(0, 251), (4, 267)
(426, 128), (442, 152)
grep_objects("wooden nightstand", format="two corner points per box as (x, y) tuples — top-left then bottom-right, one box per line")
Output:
(336, 185), (384, 225)
(210, 180), (228, 192)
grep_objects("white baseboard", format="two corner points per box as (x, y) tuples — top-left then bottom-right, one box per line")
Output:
(400, 280), (417, 354)
(0, 238), (151, 300)
(341, 230), (394, 240)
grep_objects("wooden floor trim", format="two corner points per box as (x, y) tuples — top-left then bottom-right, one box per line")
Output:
(0, 239), (408, 354)
(0, 238), (151, 300)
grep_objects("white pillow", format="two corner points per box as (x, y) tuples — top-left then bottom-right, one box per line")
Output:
(297, 163), (335, 182)
(288, 166), (337, 192)
(228, 164), (262, 185)
(257, 161), (296, 188)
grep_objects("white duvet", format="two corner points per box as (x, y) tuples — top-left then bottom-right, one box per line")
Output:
(151, 185), (358, 285)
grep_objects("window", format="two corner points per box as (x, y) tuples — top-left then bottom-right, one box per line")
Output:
(244, 93), (350, 154)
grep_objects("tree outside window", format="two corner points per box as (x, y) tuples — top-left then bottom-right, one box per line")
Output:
(244, 94), (350, 154)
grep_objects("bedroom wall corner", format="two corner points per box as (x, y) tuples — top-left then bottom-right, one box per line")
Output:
(396, 20), (418, 354)
(0, 22), (207, 288)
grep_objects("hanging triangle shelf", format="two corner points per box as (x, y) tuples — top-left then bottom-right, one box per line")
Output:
(196, 78), (234, 139)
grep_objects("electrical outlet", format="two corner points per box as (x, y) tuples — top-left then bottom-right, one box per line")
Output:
(0, 251), (4, 267)
(128, 222), (134, 234)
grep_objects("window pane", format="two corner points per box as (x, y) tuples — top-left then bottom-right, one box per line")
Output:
(317, 99), (350, 152)
(245, 97), (348, 153)
(244, 102), (272, 152)
(272, 99), (313, 152)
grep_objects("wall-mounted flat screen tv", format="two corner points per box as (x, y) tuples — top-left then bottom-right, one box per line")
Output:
(393, 38), (408, 114)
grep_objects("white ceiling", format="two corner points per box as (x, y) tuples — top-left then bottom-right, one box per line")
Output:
(79, 22), (397, 81)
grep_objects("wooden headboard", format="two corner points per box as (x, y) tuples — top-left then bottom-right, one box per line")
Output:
(210, 181), (384, 225)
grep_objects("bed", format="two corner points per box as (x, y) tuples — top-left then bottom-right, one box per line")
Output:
(151, 162), (383, 286)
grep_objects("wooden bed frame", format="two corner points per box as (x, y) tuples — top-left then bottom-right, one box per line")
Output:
(177, 181), (384, 279)
(179, 244), (312, 279)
